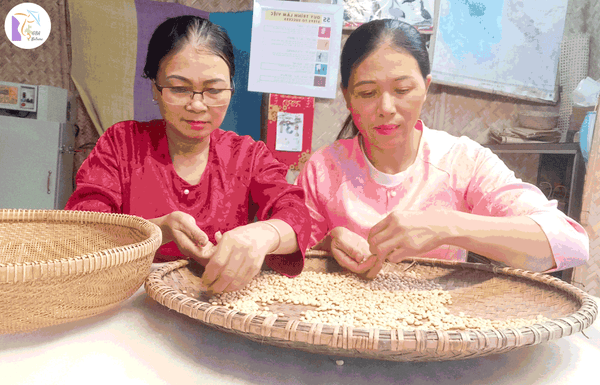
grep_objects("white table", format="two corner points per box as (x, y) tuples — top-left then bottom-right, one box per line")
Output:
(1, 271), (599, 385)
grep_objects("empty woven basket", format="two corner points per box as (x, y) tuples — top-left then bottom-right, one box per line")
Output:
(0, 209), (162, 334)
(146, 251), (597, 362)
(518, 110), (560, 130)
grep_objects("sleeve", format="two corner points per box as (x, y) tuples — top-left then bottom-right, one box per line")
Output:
(295, 154), (331, 250)
(64, 126), (123, 213)
(248, 141), (311, 277)
(464, 146), (589, 271)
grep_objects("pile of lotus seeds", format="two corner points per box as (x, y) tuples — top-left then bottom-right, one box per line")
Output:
(207, 270), (549, 331)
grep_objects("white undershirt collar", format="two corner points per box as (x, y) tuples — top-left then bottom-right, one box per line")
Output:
(358, 124), (425, 188)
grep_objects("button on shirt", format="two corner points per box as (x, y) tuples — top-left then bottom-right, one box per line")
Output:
(297, 121), (589, 271)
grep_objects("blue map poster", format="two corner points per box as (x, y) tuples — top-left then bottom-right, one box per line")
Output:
(431, 0), (569, 102)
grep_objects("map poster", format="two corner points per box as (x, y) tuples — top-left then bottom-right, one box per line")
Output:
(248, 0), (344, 99)
(431, 0), (569, 103)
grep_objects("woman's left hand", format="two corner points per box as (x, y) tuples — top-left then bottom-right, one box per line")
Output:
(201, 223), (278, 294)
(368, 210), (453, 263)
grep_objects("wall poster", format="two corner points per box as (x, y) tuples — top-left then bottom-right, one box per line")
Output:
(431, 0), (569, 102)
(248, 0), (344, 99)
(342, 0), (435, 33)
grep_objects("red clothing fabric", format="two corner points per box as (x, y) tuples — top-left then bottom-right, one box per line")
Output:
(65, 120), (310, 277)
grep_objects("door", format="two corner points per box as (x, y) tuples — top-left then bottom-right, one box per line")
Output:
(0, 116), (60, 209)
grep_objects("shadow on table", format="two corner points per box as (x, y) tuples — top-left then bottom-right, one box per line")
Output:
(138, 292), (581, 385)
(0, 290), (139, 347)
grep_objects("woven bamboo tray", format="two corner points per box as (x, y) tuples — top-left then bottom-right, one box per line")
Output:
(145, 252), (597, 362)
(0, 209), (162, 334)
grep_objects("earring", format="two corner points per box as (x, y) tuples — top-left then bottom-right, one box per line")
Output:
(152, 99), (158, 105)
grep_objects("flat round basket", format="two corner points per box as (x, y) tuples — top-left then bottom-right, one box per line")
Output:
(0, 209), (162, 334)
(145, 251), (597, 362)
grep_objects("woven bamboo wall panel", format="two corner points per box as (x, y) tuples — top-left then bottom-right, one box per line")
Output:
(0, 0), (70, 90)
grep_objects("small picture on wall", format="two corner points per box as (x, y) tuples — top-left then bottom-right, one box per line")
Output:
(276, 111), (304, 152)
(317, 39), (330, 50)
(318, 26), (331, 38)
(315, 64), (328, 75)
(343, 0), (434, 32)
(314, 76), (327, 87)
(316, 51), (329, 63)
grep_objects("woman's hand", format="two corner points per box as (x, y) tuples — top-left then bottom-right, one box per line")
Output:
(329, 227), (385, 279)
(368, 210), (451, 263)
(149, 211), (215, 261)
(201, 222), (280, 294)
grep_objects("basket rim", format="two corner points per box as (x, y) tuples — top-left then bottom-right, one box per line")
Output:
(144, 254), (598, 361)
(0, 209), (162, 283)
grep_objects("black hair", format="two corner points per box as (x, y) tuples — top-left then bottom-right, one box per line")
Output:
(142, 16), (235, 86)
(337, 19), (430, 140)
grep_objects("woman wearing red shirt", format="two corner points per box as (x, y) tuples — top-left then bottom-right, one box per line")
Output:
(66, 16), (310, 294)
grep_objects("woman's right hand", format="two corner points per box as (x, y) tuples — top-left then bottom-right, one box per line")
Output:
(149, 211), (215, 261)
(329, 227), (385, 279)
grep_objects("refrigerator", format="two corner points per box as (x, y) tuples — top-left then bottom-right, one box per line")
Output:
(0, 81), (76, 209)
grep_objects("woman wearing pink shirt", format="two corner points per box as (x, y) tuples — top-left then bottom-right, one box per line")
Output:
(66, 16), (310, 293)
(297, 19), (589, 278)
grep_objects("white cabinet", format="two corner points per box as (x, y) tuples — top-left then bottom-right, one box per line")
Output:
(0, 83), (75, 209)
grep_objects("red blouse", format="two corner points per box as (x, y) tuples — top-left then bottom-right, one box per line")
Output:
(65, 120), (310, 277)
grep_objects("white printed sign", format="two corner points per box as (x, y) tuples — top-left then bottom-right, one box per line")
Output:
(248, 0), (344, 99)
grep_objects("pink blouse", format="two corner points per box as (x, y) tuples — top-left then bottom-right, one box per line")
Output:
(297, 121), (589, 271)
(65, 120), (310, 277)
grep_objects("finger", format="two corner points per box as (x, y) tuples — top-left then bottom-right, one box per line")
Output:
(174, 232), (206, 260)
(205, 269), (236, 295)
(215, 231), (223, 243)
(223, 262), (255, 293)
(202, 241), (232, 290)
(368, 213), (394, 242)
(191, 228), (210, 247)
(178, 215), (210, 247)
(197, 241), (216, 260)
(343, 242), (367, 263)
(220, 252), (252, 293)
(375, 237), (404, 260)
(331, 235), (368, 263)
(363, 254), (385, 280)
(385, 247), (417, 264)
(205, 244), (246, 294)
(368, 223), (396, 256)
(332, 247), (376, 274)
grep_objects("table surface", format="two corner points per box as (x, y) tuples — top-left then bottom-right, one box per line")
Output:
(1, 266), (599, 385)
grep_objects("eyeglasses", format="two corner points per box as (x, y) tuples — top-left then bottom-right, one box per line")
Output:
(154, 82), (234, 107)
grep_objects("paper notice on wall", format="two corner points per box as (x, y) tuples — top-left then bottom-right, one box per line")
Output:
(248, 0), (344, 99)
